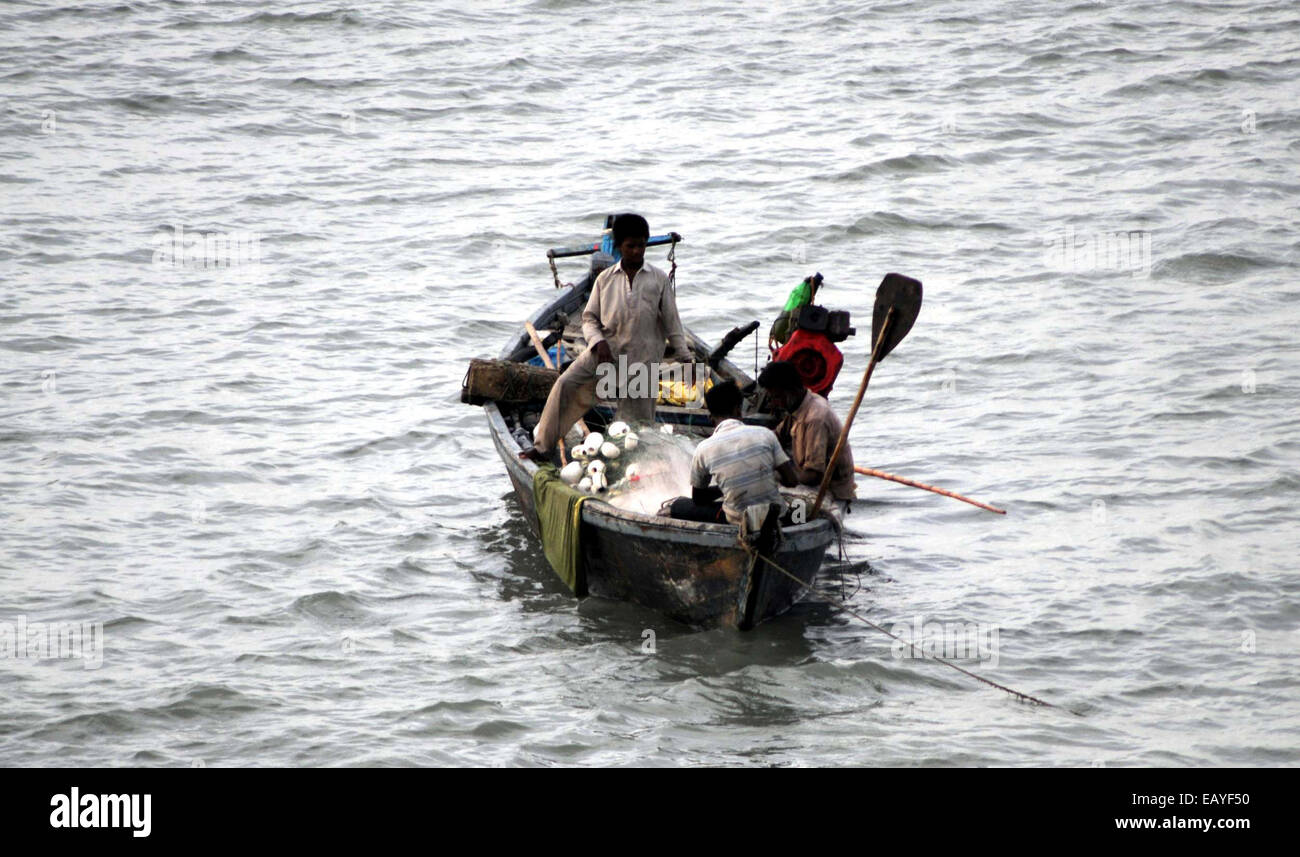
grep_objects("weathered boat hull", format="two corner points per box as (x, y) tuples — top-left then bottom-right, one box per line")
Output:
(487, 404), (832, 628)
(482, 273), (835, 630)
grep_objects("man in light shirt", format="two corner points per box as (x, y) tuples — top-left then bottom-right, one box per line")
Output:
(525, 213), (693, 461)
(669, 381), (797, 524)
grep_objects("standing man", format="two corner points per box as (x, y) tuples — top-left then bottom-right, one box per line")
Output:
(757, 360), (856, 510)
(526, 214), (693, 461)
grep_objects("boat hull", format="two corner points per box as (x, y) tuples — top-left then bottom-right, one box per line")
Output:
(487, 400), (833, 630)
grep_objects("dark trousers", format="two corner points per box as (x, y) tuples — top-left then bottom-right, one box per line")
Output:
(667, 485), (725, 523)
(668, 496), (726, 523)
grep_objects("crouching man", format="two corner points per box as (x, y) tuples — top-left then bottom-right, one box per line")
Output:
(523, 213), (693, 463)
(757, 360), (856, 516)
(667, 381), (797, 524)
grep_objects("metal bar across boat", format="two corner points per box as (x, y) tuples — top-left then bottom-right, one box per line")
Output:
(546, 232), (681, 259)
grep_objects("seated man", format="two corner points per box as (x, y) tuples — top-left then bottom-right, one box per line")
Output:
(668, 380), (797, 524)
(523, 213), (693, 462)
(757, 360), (856, 512)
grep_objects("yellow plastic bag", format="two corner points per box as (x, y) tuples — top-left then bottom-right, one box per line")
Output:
(657, 376), (713, 406)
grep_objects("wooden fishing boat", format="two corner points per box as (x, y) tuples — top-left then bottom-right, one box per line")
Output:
(478, 232), (837, 630)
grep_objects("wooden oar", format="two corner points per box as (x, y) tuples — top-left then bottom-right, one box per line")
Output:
(811, 274), (922, 518)
(854, 466), (1006, 515)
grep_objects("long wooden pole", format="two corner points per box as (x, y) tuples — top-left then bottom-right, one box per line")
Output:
(854, 465), (1006, 515)
(811, 307), (894, 518)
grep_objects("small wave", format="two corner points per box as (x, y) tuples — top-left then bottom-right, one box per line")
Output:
(234, 652), (333, 666)
(155, 684), (263, 718)
(209, 47), (257, 61)
(188, 10), (366, 28)
(526, 0), (587, 8)
(1081, 47), (1160, 61)
(240, 191), (312, 205)
(1107, 67), (1237, 98)
(283, 76), (368, 90)
(1021, 50), (1069, 67)
(1005, 109), (1092, 130)
(103, 615), (149, 630)
(1153, 251), (1285, 282)
(846, 210), (1012, 234)
(1151, 409), (1237, 421)
(405, 699), (501, 717)
(30, 711), (137, 739)
(104, 94), (177, 113)
(469, 719), (531, 738)
(291, 591), (376, 626)
(129, 750), (169, 764)
(847, 133), (892, 147)
(830, 153), (959, 181)
(0, 334), (88, 353)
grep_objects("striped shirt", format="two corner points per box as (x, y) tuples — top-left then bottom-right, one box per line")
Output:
(689, 419), (790, 524)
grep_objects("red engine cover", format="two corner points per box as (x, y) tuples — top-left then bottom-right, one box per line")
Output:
(775, 330), (844, 397)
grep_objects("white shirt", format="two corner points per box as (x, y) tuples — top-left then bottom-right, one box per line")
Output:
(581, 261), (689, 366)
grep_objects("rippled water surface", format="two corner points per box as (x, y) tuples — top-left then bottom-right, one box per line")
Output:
(2, 0), (1299, 766)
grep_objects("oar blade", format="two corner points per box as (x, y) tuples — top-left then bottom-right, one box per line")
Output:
(872, 273), (923, 360)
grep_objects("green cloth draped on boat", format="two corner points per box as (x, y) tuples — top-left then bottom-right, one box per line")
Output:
(532, 465), (590, 597)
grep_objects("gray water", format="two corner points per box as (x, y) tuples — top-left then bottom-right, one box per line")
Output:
(2, 0), (1298, 766)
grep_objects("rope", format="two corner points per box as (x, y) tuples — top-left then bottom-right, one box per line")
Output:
(826, 525), (862, 602)
(548, 255), (574, 291)
(549, 255), (562, 289)
(667, 234), (677, 292)
(740, 542), (1059, 709)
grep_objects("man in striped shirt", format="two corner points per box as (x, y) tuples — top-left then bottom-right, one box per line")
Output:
(672, 381), (797, 525)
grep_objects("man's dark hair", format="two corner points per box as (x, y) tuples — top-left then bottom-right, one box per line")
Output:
(704, 380), (743, 418)
(757, 360), (804, 392)
(611, 213), (650, 246)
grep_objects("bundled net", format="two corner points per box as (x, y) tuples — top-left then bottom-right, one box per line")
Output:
(564, 423), (701, 516)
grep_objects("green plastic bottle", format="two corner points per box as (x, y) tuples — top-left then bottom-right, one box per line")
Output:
(769, 276), (816, 346)
(782, 277), (814, 313)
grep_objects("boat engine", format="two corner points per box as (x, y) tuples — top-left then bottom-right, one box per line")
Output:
(769, 273), (856, 397)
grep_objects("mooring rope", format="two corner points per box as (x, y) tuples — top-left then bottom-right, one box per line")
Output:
(667, 234), (677, 291)
(740, 543), (1058, 708)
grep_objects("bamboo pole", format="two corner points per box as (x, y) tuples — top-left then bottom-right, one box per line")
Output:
(811, 307), (894, 518)
(854, 466), (1006, 515)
